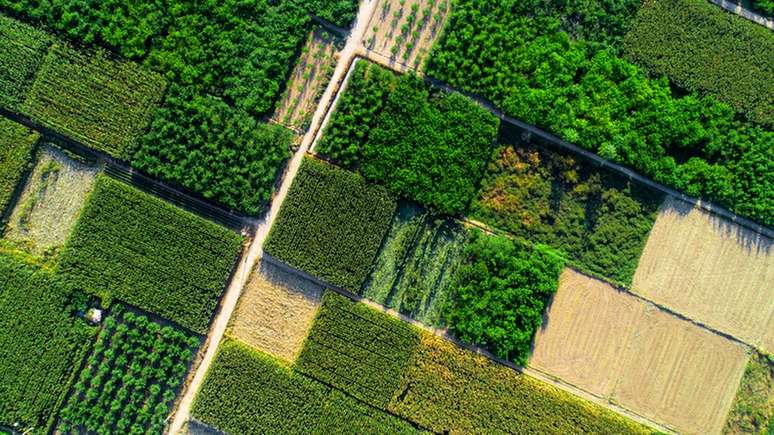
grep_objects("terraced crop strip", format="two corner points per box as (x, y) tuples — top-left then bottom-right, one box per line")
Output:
(59, 309), (198, 434)
(295, 292), (421, 408)
(59, 176), (243, 333)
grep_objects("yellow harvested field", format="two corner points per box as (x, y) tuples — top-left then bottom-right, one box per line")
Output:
(363, 0), (451, 70)
(531, 269), (749, 434)
(632, 196), (774, 352)
(227, 260), (323, 362)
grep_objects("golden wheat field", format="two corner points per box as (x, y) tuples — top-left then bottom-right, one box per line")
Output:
(531, 269), (749, 434)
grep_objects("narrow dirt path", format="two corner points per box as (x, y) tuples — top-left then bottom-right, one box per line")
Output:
(166, 2), (379, 433)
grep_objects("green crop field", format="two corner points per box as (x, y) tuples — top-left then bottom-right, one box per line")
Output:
(0, 14), (53, 110)
(0, 117), (38, 225)
(58, 175), (243, 333)
(264, 156), (396, 291)
(59, 308), (198, 434)
(0, 254), (94, 432)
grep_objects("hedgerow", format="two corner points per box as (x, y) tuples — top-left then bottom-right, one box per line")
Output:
(0, 117), (38, 223)
(427, 0), (774, 227)
(0, 14), (53, 110)
(132, 85), (292, 214)
(58, 176), (243, 333)
(444, 230), (564, 366)
(318, 61), (499, 215)
(192, 340), (330, 435)
(472, 134), (664, 285)
(59, 308), (199, 434)
(295, 292), (421, 408)
(0, 254), (93, 432)
(264, 157), (396, 291)
(388, 333), (651, 434)
(624, 0), (774, 127)
(22, 43), (166, 158)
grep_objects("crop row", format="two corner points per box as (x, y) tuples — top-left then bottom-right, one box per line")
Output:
(0, 14), (52, 110)
(264, 156), (396, 291)
(426, 0), (774, 227)
(59, 308), (198, 434)
(624, 0), (774, 127)
(0, 117), (38, 227)
(58, 175), (243, 333)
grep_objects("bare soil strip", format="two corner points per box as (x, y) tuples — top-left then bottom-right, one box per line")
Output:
(632, 196), (774, 353)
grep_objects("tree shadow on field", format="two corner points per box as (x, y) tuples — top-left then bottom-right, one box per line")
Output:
(663, 196), (772, 255)
(257, 259), (324, 304)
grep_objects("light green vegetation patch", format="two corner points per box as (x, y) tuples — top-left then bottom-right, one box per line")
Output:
(362, 201), (467, 326)
(724, 352), (774, 434)
(3, 144), (97, 260)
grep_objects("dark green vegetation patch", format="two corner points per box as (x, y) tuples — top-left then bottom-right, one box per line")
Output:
(624, 0), (774, 127)
(445, 230), (564, 366)
(0, 254), (92, 432)
(318, 61), (499, 215)
(472, 135), (663, 285)
(0, 117), (38, 223)
(264, 157), (396, 291)
(0, 14), (53, 110)
(295, 292), (421, 408)
(59, 309), (198, 434)
(59, 176), (243, 333)
(427, 0), (774, 227)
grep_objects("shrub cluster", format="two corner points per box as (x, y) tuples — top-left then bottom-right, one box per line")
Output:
(264, 157), (396, 291)
(319, 61), (499, 215)
(753, 0), (774, 16)
(0, 14), (53, 110)
(22, 43), (165, 158)
(0, 254), (92, 432)
(0, 117), (38, 222)
(58, 176), (243, 333)
(427, 0), (774, 227)
(624, 0), (774, 127)
(295, 292), (421, 408)
(444, 230), (564, 366)
(59, 309), (199, 434)
(472, 135), (663, 285)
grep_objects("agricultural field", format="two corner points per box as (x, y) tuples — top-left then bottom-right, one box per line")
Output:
(0, 117), (37, 226)
(58, 175), (243, 333)
(531, 269), (749, 434)
(317, 60), (499, 215)
(624, 0), (774, 127)
(632, 196), (774, 353)
(724, 351), (774, 434)
(362, 201), (466, 326)
(272, 27), (340, 132)
(472, 130), (663, 285)
(58, 308), (198, 434)
(363, 0), (451, 69)
(0, 14), (53, 110)
(264, 156), (396, 291)
(0, 254), (93, 432)
(3, 144), (97, 260)
(227, 260), (324, 362)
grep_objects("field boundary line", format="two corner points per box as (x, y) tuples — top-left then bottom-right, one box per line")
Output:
(708, 0), (774, 29)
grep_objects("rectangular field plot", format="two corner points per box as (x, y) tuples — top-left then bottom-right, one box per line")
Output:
(227, 260), (323, 363)
(3, 144), (97, 259)
(0, 116), (38, 223)
(531, 269), (749, 434)
(0, 14), (53, 110)
(632, 196), (774, 353)
(22, 43), (166, 158)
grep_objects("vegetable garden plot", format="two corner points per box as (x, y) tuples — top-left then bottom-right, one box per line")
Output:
(0, 116), (38, 226)
(624, 0), (774, 127)
(22, 43), (165, 158)
(0, 14), (53, 110)
(3, 144), (97, 260)
(58, 308), (199, 435)
(264, 156), (396, 292)
(294, 292), (421, 408)
(0, 254), (93, 432)
(362, 201), (467, 326)
(472, 135), (663, 285)
(58, 175), (243, 333)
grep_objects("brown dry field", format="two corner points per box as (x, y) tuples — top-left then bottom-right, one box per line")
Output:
(227, 260), (323, 363)
(632, 196), (774, 353)
(531, 269), (749, 434)
(272, 27), (339, 132)
(363, 0), (450, 70)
